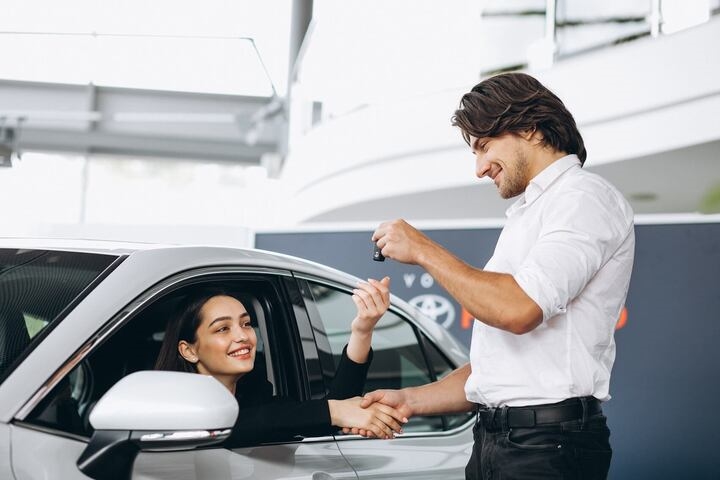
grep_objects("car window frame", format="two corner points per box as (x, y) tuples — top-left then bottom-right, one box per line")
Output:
(14, 266), (312, 443)
(293, 273), (474, 438)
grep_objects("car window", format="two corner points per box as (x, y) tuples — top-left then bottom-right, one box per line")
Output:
(25, 274), (304, 442)
(302, 280), (472, 433)
(0, 248), (120, 382)
(420, 333), (474, 429)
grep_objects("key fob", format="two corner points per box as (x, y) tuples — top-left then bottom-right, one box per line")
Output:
(372, 243), (385, 262)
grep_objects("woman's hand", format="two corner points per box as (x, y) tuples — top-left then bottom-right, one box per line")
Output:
(328, 396), (406, 439)
(346, 277), (390, 363)
(351, 277), (390, 334)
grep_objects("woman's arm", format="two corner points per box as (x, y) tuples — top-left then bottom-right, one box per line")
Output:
(225, 397), (337, 447)
(325, 277), (404, 438)
(327, 277), (389, 400)
(225, 395), (405, 446)
(225, 277), (400, 447)
(345, 277), (390, 363)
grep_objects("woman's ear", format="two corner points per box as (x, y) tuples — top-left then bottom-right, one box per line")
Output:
(178, 341), (198, 363)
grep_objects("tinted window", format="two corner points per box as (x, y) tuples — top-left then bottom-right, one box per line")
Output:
(303, 281), (472, 433)
(0, 248), (119, 381)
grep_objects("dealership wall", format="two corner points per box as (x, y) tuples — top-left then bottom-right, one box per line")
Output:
(256, 217), (720, 479)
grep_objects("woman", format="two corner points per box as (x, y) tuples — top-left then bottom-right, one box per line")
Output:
(155, 277), (405, 446)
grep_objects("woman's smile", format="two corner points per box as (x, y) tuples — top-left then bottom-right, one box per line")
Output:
(228, 345), (253, 359)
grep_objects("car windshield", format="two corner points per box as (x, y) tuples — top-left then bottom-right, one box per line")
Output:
(0, 248), (121, 382)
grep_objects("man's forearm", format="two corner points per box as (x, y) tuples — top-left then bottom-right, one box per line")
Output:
(405, 363), (475, 416)
(418, 243), (542, 334)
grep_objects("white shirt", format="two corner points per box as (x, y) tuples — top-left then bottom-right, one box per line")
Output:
(464, 155), (635, 407)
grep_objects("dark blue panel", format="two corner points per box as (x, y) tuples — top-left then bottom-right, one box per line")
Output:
(256, 222), (720, 478)
(602, 223), (720, 479)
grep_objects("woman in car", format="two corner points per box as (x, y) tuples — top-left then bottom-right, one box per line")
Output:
(155, 277), (406, 446)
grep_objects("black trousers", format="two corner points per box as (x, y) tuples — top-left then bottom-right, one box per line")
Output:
(465, 398), (612, 480)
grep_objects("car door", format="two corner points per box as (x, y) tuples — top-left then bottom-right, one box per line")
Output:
(297, 276), (474, 479)
(11, 268), (357, 480)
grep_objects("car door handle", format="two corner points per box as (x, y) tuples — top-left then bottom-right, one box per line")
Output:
(312, 472), (338, 480)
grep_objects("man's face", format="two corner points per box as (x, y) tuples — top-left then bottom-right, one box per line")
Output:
(470, 133), (531, 199)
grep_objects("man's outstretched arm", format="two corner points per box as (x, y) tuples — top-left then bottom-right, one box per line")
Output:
(373, 220), (543, 334)
(344, 363), (474, 437)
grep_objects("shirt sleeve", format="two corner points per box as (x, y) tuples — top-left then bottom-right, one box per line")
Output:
(327, 344), (373, 400)
(513, 186), (633, 321)
(225, 398), (334, 447)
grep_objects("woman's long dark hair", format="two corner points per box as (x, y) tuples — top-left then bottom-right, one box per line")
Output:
(154, 287), (230, 373)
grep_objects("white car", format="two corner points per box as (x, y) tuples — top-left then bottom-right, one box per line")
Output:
(0, 239), (473, 480)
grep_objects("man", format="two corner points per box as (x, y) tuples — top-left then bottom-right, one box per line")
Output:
(365, 72), (635, 479)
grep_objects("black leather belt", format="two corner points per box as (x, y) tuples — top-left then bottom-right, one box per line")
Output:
(476, 397), (602, 431)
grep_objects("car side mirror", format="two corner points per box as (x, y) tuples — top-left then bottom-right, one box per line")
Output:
(76, 371), (238, 480)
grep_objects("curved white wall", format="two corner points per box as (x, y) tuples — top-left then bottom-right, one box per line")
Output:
(280, 16), (720, 224)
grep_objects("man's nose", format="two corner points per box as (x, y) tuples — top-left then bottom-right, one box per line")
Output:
(476, 156), (491, 178)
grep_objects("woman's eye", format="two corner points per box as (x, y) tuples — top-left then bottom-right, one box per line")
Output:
(216, 326), (229, 333)
(242, 322), (252, 328)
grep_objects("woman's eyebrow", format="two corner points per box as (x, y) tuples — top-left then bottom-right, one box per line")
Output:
(208, 312), (249, 328)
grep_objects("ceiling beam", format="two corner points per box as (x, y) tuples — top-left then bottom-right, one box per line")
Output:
(0, 78), (282, 163)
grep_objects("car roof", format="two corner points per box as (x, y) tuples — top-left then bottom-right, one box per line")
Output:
(0, 237), (171, 255)
(0, 236), (466, 350)
(0, 236), (360, 287)
(0, 238), (459, 341)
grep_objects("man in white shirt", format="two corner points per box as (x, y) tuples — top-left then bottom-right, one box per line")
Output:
(364, 73), (635, 479)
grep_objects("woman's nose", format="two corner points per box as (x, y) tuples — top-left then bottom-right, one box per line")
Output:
(233, 327), (248, 342)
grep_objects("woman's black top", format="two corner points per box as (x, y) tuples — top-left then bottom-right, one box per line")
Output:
(224, 346), (372, 447)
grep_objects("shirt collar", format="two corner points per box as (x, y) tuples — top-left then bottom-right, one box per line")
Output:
(505, 154), (581, 217)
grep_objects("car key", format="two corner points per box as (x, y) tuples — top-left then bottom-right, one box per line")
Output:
(372, 242), (385, 262)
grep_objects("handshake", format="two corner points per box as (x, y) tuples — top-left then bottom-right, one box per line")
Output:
(330, 389), (412, 439)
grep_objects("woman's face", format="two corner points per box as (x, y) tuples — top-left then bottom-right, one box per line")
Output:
(180, 295), (257, 385)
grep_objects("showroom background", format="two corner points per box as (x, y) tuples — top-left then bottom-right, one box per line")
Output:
(257, 219), (720, 479)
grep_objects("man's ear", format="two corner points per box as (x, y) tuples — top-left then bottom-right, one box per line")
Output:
(178, 341), (198, 363)
(520, 127), (539, 141)
(525, 127), (545, 144)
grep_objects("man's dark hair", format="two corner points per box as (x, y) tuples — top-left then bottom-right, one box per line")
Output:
(452, 72), (587, 165)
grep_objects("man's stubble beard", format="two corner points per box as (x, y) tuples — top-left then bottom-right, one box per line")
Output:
(498, 149), (530, 199)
